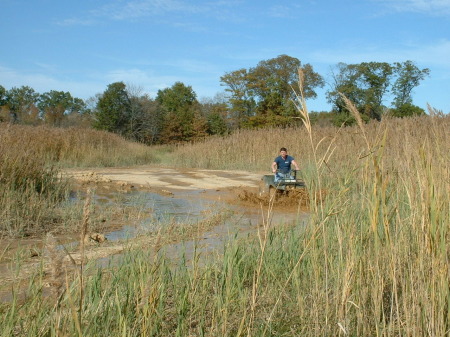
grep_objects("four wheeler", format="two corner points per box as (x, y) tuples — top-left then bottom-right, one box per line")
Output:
(258, 170), (306, 197)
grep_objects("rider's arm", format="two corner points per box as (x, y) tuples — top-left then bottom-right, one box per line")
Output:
(271, 161), (277, 173)
(291, 159), (300, 171)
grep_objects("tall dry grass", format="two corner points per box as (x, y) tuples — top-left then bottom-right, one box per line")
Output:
(0, 123), (160, 168)
(0, 123), (161, 236)
(163, 114), (449, 178)
(1, 106), (449, 335)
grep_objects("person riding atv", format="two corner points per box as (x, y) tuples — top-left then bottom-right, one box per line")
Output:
(258, 147), (305, 197)
(271, 147), (300, 183)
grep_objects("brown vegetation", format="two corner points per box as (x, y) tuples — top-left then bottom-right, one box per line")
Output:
(0, 106), (449, 335)
(0, 123), (159, 237)
(164, 114), (450, 176)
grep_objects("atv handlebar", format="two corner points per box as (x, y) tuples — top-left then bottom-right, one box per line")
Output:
(273, 169), (300, 178)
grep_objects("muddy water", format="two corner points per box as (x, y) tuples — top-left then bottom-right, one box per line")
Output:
(101, 188), (307, 241)
(0, 187), (308, 302)
(99, 188), (308, 263)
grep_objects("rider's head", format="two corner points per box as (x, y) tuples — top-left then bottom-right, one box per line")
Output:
(279, 147), (288, 158)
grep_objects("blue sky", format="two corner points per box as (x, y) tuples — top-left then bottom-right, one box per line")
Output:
(1, 0), (449, 112)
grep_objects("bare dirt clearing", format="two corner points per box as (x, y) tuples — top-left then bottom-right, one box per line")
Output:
(65, 166), (312, 210)
(65, 166), (264, 192)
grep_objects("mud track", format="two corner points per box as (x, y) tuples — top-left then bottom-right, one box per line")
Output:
(65, 166), (312, 208)
(65, 166), (264, 192)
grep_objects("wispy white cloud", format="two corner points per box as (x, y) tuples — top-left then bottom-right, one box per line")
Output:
(58, 0), (244, 26)
(167, 58), (220, 74)
(0, 61), (224, 100)
(94, 0), (205, 20)
(56, 0), (204, 26)
(104, 66), (223, 97)
(0, 65), (102, 98)
(104, 68), (179, 96)
(56, 18), (96, 26)
(309, 38), (450, 72)
(34, 62), (60, 73)
(267, 5), (295, 18)
(167, 20), (208, 32)
(374, 0), (450, 15)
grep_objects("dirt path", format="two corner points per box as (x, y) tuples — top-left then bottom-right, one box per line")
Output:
(65, 166), (264, 192)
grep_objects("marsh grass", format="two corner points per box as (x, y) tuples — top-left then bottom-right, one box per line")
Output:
(0, 123), (160, 168)
(1, 97), (449, 335)
(162, 111), (449, 183)
(0, 124), (163, 237)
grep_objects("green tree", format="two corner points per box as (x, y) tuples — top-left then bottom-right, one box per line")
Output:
(0, 85), (6, 106)
(0, 85), (7, 122)
(38, 90), (86, 126)
(5, 86), (40, 124)
(327, 60), (430, 122)
(327, 63), (365, 115)
(199, 95), (230, 136)
(391, 61), (430, 108)
(94, 82), (131, 134)
(358, 62), (393, 120)
(220, 68), (256, 129)
(328, 62), (393, 121)
(221, 55), (324, 128)
(127, 90), (164, 144)
(249, 55), (323, 105)
(389, 103), (425, 118)
(156, 82), (205, 142)
(309, 111), (336, 127)
(206, 112), (228, 135)
(156, 82), (197, 113)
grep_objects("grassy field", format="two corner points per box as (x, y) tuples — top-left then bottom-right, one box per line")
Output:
(0, 103), (449, 335)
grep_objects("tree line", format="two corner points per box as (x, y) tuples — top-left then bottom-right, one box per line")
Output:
(0, 55), (430, 144)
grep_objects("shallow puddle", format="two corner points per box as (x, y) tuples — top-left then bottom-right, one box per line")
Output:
(94, 187), (307, 242)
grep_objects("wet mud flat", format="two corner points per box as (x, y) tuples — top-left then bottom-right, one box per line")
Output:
(0, 170), (310, 302)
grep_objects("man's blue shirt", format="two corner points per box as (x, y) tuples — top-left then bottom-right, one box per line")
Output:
(274, 155), (294, 173)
